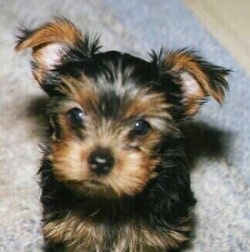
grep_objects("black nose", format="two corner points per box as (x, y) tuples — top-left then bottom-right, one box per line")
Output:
(88, 148), (114, 175)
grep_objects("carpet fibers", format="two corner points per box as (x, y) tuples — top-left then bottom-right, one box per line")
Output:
(0, 0), (249, 251)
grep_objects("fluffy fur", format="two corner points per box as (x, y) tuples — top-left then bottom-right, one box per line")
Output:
(16, 18), (229, 251)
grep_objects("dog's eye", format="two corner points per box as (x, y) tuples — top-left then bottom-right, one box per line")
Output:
(132, 119), (151, 135)
(67, 108), (84, 125)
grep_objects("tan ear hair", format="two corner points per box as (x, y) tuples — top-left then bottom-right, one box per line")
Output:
(15, 18), (83, 84)
(161, 49), (229, 116)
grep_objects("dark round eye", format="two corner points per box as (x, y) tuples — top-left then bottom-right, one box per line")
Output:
(67, 107), (84, 125)
(132, 119), (151, 135)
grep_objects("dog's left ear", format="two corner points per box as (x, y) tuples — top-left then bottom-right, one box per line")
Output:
(159, 49), (229, 118)
(15, 18), (99, 86)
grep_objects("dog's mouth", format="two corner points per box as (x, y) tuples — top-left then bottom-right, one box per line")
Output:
(66, 179), (117, 198)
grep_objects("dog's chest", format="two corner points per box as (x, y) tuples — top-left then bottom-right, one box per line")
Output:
(43, 211), (182, 252)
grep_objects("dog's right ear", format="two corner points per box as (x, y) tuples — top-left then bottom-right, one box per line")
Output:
(15, 18), (99, 86)
(158, 49), (229, 119)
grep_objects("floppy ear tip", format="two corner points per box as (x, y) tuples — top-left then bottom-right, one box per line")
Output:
(15, 28), (32, 52)
(208, 67), (230, 104)
(214, 87), (227, 105)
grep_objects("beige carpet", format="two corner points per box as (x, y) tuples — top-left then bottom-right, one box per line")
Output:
(0, 0), (249, 251)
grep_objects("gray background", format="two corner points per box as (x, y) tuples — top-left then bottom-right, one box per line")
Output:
(0, 0), (249, 251)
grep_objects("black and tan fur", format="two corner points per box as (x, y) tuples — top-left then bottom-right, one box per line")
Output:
(16, 18), (229, 251)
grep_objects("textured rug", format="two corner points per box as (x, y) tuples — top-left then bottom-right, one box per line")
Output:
(0, 0), (249, 251)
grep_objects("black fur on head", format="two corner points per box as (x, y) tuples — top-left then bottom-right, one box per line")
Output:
(16, 18), (229, 251)
(16, 17), (229, 120)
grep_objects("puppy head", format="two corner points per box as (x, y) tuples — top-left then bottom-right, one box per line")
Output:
(16, 18), (229, 198)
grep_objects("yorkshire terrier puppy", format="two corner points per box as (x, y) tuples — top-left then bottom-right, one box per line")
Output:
(16, 18), (229, 252)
